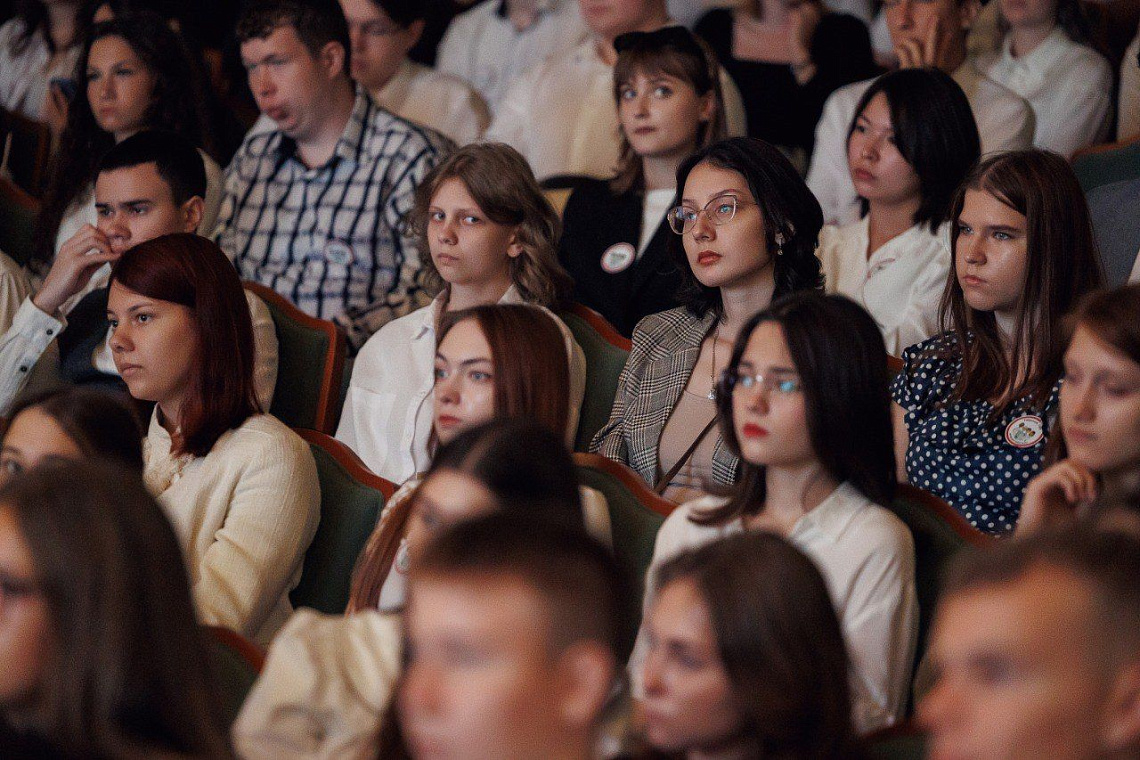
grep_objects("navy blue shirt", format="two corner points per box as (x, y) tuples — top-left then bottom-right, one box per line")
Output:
(891, 333), (1061, 536)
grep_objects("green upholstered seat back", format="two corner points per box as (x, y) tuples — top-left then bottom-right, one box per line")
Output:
(560, 310), (629, 452)
(0, 194), (36, 267)
(205, 633), (259, 727)
(1073, 140), (1140, 193)
(866, 732), (928, 760)
(262, 298), (334, 431)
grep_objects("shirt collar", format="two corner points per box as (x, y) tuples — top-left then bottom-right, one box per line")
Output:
(1000, 25), (1069, 71)
(495, 0), (557, 19)
(375, 59), (417, 110)
(788, 482), (870, 544)
(411, 285), (524, 341)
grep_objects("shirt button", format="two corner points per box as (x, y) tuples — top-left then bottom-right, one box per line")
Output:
(46, 329), (53, 336)
(18, 366), (27, 373)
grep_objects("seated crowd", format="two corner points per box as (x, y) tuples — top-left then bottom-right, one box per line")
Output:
(1, 0), (1140, 758)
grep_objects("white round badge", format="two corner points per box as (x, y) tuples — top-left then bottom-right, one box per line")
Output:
(601, 242), (636, 274)
(323, 239), (356, 267)
(1004, 415), (1044, 449)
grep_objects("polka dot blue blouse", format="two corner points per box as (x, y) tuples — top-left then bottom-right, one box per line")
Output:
(891, 333), (1061, 536)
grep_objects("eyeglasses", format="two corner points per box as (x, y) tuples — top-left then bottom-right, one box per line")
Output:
(0, 572), (41, 611)
(721, 368), (802, 395)
(667, 195), (759, 235)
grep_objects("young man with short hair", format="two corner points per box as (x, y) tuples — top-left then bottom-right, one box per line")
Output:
(217, 0), (452, 351)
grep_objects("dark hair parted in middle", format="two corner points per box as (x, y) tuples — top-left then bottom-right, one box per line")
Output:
(109, 233), (259, 457)
(848, 68), (981, 232)
(700, 292), (895, 525)
(673, 137), (824, 319)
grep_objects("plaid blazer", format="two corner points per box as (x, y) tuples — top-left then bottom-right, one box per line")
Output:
(590, 307), (739, 489)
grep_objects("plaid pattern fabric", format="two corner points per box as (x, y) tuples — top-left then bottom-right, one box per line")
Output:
(214, 87), (453, 351)
(590, 307), (739, 488)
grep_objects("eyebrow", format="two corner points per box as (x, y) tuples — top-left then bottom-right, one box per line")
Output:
(95, 199), (154, 209)
(736, 361), (797, 373)
(681, 189), (748, 204)
(435, 355), (493, 367)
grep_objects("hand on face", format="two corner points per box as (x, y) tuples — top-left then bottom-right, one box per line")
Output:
(1016, 460), (1098, 537)
(33, 225), (120, 317)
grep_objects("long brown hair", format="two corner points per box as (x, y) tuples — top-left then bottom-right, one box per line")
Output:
(110, 233), (259, 457)
(939, 150), (1104, 420)
(0, 461), (233, 758)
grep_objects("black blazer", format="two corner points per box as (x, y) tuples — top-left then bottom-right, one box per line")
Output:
(558, 179), (685, 337)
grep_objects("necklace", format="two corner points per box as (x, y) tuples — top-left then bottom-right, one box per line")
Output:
(707, 324), (721, 401)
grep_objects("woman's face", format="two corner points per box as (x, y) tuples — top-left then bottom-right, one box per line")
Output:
(428, 178), (520, 294)
(678, 162), (774, 293)
(1060, 325), (1140, 474)
(954, 189), (1029, 319)
(0, 408), (84, 481)
(86, 35), (157, 141)
(640, 577), (743, 754)
(730, 321), (814, 469)
(106, 283), (199, 418)
(433, 319), (496, 445)
(0, 505), (53, 713)
(403, 470), (498, 566)
(847, 92), (922, 208)
(618, 70), (712, 162)
(999, 0), (1057, 29)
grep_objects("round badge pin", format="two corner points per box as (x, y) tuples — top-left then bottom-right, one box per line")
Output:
(600, 242), (636, 274)
(323, 239), (355, 267)
(1004, 414), (1044, 449)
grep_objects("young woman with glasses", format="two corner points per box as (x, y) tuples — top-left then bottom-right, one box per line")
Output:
(629, 291), (918, 735)
(591, 136), (823, 504)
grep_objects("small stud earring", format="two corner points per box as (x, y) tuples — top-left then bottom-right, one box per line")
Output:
(774, 232), (786, 256)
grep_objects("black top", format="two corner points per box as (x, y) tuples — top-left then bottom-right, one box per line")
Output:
(695, 8), (881, 157)
(56, 287), (129, 395)
(558, 179), (685, 338)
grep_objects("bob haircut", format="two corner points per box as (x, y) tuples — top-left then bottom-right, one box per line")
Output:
(610, 26), (727, 195)
(652, 532), (860, 758)
(847, 68), (981, 232)
(0, 460), (233, 757)
(939, 150), (1104, 420)
(408, 143), (572, 309)
(673, 137), (824, 319)
(698, 291), (895, 525)
(347, 418), (584, 612)
(6, 388), (144, 471)
(109, 233), (259, 458)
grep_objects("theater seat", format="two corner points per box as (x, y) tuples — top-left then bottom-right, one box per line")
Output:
(1072, 134), (1140, 193)
(865, 722), (928, 759)
(204, 625), (265, 726)
(291, 429), (395, 614)
(243, 281), (346, 434)
(560, 303), (631, 452)
(0, 178), (39, 267)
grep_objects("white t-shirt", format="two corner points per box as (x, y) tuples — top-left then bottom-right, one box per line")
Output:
(639, 188), (675, 255)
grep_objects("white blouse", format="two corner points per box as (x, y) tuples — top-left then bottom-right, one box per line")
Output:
(0, 19), (80, 122)
(145, 412), (320, 644)
(629, 482), (919, 734)
(981, 27), (1112, 157)
(818, 216), (950, 356)
(1119, 28), (1140, 142)
(373, 59), (489, 146)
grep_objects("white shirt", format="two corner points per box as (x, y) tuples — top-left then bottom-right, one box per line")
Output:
(436, 0), (590, 110)
(336, 287), (587, 483)
(980, 27), (1112, 157)
(145, 412), (320, 644)
(629, 482), (919, 734)
(1120, 28), (1140, 142)
(373, 59), (490, 146)
(818, 216), (950, 355)
(486, 35), (749, 182)
(807, 62), (1035, 225)
(639, 188), (674, 255)
(0, 19), (80, 122)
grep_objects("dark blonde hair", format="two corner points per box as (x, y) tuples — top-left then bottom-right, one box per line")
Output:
(409, 143), (572, 309)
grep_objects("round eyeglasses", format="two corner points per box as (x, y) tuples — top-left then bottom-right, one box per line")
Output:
(667, 195), (759, 235)
(721, 368), (802, 396)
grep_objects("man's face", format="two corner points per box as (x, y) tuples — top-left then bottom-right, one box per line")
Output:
(920, 564), (1128, 760)
(240, 25), (342, 142)
(883, 0), (975, 65)
(398, 575), (570, 759)
(578, 0), (665, 41)
(339, 0), (420, 92)
(94, 163), (199, 255)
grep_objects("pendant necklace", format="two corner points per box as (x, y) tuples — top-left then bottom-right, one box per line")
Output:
(707, 324), (721, 401)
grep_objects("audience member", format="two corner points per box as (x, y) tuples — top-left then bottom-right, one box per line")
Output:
(558, 26), (725, 337)
(486, 3), (747, 182)
(436, 0), (590, 109)
(33, 14), (224, 272)
(1087, 176), (1140, 287)
(920, 529), (1140, 760)
(892, 150), (1104, 535)
(0, 0), (83, 123)
(1121, 23), (1140, 142)
(339, 0), (489, 144)
(817, 68), (980, 355)
(978, 0), (1111, 156)
(0, 131), (278, 416)
(337, 144), (584, 482)
(633, 292), (917, 732)
(807, 0), (1034, 224)
(107, 233), (318, 643)
(695, 0), (881, 162)
(0, 388), (142, 477)
(217, 0), (452, 351)
(634, 533), (864, 758)
(392, 514), (629, 759)
(0, 461), (234, 758)
(592, 137), (824, 503)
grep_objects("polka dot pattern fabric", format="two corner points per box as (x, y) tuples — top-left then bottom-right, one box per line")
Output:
(890, 333), (1060, 536)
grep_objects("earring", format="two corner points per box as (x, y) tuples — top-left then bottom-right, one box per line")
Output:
(774, 232), (786, 256)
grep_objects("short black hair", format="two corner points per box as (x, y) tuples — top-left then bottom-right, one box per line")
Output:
(97, 130), (207, 205)
(848, 68), (981, 232)
(369, 0), (426, 26)
(237, 0), (352, 75)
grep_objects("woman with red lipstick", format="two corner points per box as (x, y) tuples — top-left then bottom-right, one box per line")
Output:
(337, 142), (585, 484)
(592, 136), (824, 504)
(817, 67), (980, 356)
(891, 150), (1103, 536)
(558, 26), (726, 337)
(631, 291), (917, 734)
